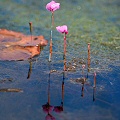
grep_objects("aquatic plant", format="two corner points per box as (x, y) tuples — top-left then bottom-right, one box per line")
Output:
(46, 0), (60, 62)
(82, 64), (85, 77)
(46, 0), (60, 12)
(56, 25), (68, 71)
(56, 25), (68, 34)
(93, 72), (96, 101)
(29, 22), (33, 43)
(93, 71), (96, 88)
(53, 76), (64, 113)
(87, 43), (91, 72)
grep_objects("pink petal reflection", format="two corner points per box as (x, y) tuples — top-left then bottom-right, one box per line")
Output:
(53, 106), (63, 113)
(42, 103), (53, 113)
(45, 113), (56, 120)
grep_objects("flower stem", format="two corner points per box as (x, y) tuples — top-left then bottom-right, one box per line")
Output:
(93, 72), (96, 101)
(49, 12), (54, 62)
(93, 72), (96, 88)
(52, 11), (54, 26)
(63, 33), (67, 71)
(49, 39), (52, 62)
(87, 43), (90, 72)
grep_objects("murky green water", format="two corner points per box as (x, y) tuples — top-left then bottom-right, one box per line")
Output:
(0, 0), (120, 120)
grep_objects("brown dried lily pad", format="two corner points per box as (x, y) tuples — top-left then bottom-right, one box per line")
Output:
(0, 29), (48, 61)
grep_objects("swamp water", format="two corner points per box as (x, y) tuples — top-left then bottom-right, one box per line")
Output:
(0, 0), (120, 120)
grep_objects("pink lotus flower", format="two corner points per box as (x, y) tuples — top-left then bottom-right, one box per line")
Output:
(56, 25), (68, 34)
(56, 25), (68, 71)
(46, 0), (60, 12)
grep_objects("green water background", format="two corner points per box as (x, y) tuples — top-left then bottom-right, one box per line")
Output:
(0, 0), (119, 66)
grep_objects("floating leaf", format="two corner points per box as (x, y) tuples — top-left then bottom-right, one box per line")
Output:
(0, 29), (48, 61)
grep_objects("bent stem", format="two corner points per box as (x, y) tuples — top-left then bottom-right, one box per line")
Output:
(63, 33), (67, 71)
(29, 22), (33, 43)
(49, 12), (54, 62)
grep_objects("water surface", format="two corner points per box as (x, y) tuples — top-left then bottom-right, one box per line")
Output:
(0, 0), (120, 120)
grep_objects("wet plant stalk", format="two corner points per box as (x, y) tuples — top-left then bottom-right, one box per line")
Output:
(61, 74), (64, 106)
(27, 61), (32, 79)
(29, 22), (33, 43)
(93, 72), (96, 101)
(63, 33), (67, 71)
(93, 72), (96, 88)
(48, 72), (51, 104)
(82, 65), (85, 78)
(93, 87), (96, 101)
(87, 43), (91, 72)
(48, 60), (52, 105)
(49, 12), (54, 62)
(81, 83), (84, 97)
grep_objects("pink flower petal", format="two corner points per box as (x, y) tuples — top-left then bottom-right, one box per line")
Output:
(56, 25), (68, 34)
(46, 1), (60, 12)
(51, 3), (60, 11)
(56, 26), (63, 33)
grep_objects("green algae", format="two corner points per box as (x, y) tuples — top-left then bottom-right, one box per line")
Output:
(0, 0), (119, 70)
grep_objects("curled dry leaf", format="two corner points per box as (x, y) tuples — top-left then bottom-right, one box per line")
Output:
(0, 29), (48, 61)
